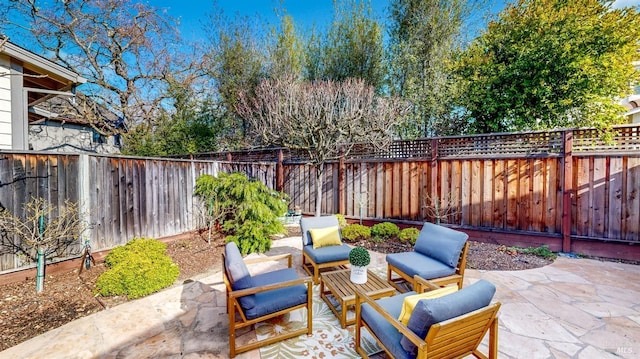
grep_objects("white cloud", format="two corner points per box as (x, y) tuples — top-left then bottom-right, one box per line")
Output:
(612, 0), (640, 9)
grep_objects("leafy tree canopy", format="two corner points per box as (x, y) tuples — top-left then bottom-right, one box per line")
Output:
(456, 0), (640, 133)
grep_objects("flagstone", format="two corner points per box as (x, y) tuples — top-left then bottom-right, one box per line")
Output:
(499, 302), (579, 342)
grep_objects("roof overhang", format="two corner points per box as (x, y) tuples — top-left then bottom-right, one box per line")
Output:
(1, 39), (87, 108)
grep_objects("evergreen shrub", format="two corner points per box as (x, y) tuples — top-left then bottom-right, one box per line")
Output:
(96, 238), (179, 299)
(194, 172), (287, 255)
(371, 222), (400, 240)
(399, 227), (420, 245)
(342, 224), (371, 241)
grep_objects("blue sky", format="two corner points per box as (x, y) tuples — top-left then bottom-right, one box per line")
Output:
(149, 0), (640, 42)
(150, 0), (504, 41)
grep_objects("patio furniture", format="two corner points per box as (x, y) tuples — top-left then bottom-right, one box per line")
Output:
(300, 215), (352, 284)
(355, 277), (500, 359)
(223, 242), (313, 357)
(387, 222), (469, 292)
(320, 268), (395, 328)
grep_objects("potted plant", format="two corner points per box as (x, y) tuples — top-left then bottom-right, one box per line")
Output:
(349, 246), (371, 284)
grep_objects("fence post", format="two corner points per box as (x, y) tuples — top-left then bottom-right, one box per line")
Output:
(78, 154), (92, 244)
(562, 130), (573, 253)
(276, 149), (284, 192)
(338, 147), (346, 215)
(429, 139), (439, 222)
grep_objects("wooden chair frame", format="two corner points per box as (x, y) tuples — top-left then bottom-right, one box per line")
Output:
(387, 241), (469, 292)
(302, 250), (349, 284)
(355, 276), (500, 359)
(223, 252), (313, 357)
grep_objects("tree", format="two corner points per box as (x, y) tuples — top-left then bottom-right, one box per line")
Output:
(121, 81), (224, 156)
(0, 0), (186, 134)
(204, 10), (267, 148)
(0, 198), (86, 292)
(456, 0), (640, 133)
(236, 77), (409, 216)
(268, 15), (306, 79)
(305, 0), (386, 92)
(388, 0), (483, 138)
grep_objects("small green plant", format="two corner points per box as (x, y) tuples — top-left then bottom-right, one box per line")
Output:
(194, 172), (288, 255)
(399, 227), (420, 245)
(334, 213), (347, 228)
(501, 245), (557, 260)
(513, 245), (557, 260)
(341, 224), (371, 241)
(349, 247), (371, 267)
(371, 222), (400, 240)
(96, 238), (179, 299)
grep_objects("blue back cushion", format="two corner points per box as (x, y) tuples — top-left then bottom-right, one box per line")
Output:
(400, 279), (496, 355)
(224, 242), (256, 309)
(414, 222), (468, 267)
(300, 215), (341, 246)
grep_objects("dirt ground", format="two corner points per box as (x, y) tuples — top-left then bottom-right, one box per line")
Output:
(0, 227), (556, 352)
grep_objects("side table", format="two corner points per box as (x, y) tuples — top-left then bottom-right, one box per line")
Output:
(320, 268), (395, 328)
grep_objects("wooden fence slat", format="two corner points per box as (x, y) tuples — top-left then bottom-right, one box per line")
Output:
(625, 157), (640, 240)
(592, 157), (606, 237)
(608, 157), (623, 238)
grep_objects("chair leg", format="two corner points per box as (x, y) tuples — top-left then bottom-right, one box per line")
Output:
(489, 316), (498, 359)
(228, 298), (237, 358)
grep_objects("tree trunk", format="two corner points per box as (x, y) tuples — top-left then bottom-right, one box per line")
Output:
(315, 164), (324, 216)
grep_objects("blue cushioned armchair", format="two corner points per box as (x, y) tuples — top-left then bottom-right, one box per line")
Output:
(300, 215), (351, 284)
(355, 277), (501, 359)
(387, 222), (469, 292)
(223, 242), (313, 357)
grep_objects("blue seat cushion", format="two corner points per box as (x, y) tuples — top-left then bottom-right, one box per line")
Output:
(361, 292), (416, 359)
(400, 279), (496, 355)
(386, 252), (456, 280)
(303, 243), (351, 264)
(300, 215), (341, 246)
(243, 268), (308, 320)
(224, 242), (255, 309)
(414, 223), (468, 268)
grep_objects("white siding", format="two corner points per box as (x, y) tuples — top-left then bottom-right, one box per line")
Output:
(0, 55), (12, 149)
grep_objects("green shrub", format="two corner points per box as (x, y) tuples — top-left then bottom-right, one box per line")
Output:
(371, 222), (400, 240)
(510, 245), (557, 260)
(342, 224), (371, 241)
(96, 238), (179, 299)
(194, 172), (287, 255)
(399, 227), (420, 245)
(334, 213), (347, 228)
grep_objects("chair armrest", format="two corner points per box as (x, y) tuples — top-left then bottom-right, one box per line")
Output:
(414, 275), (440, 292)
(355, 288), (426, 351)
(228, 276), (312, 299)
(243, 253), (293, 268)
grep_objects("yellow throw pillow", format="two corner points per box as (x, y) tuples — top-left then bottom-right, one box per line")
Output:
(398, 286), (458, 325)
(309, 226), (342, 249)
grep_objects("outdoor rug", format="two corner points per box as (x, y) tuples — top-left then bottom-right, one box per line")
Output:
(258, 268), (385, 358)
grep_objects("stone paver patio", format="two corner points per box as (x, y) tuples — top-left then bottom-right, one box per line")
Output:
(1, 236), (638, 359)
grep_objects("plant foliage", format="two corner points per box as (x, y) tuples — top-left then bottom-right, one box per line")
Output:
(95, 238), (179, 299)
(334, 213), (348, 228)
(399, 227), (421, 245)
(349, 246), (371, 267)
(371, 222), (400, 240)
(456, 0), (640, 133)
(341, 224), (371, 242)
(194, 172), (287, 255)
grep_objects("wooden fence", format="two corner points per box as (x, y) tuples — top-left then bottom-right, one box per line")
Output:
(2, 125), (640, 273)
(0, 153), (276, 273)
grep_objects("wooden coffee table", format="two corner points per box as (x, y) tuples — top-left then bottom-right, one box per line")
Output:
(320, 269), (395, 328)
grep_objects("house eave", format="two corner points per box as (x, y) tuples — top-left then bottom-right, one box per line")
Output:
(1, 40), (87, 86)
